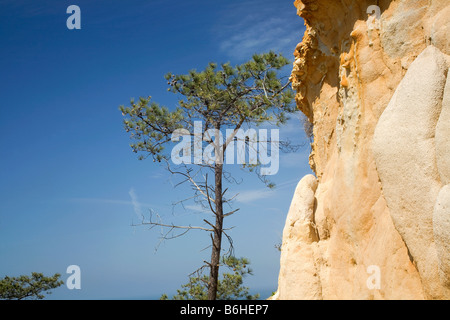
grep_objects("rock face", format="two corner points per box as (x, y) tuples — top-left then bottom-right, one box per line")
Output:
(273, 175), (322, 300)
(275, 0), (450, 299)
(372, 45), (450, 298)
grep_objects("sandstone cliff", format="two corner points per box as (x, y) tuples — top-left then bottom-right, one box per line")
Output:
(274, 0), (450, 299)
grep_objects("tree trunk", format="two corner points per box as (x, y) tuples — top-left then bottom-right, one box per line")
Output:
(207, 163), (223, 300)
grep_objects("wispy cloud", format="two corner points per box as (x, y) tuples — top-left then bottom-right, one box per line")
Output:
(235, 188), (277, 204)
(128, 188), (143, 219)
(70, 197), (142, 206)
(214, 1), (304, 60)
(280, 151), (310, 169)
(219, 19), (299, 60)
(69, 191), (156, 218)
(184, 204), (210, 213)
(235, 178), (300, 204)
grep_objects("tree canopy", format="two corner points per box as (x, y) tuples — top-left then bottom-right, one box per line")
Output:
(0, 272), (63, 300)
(120, 51), (295, 163)
(121, 51), (296, 299)
(161, 257), (259, 300)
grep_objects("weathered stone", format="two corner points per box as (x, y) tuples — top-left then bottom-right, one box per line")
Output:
(275, 0), (450, 300)
(436, 72), (450, 185)
(433, 185), (450, 297)
(373, 45), (448, 299)
(275, 174), (321, 300)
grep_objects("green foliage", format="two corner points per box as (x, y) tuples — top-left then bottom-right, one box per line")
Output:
(120, 97), (185, 162)
(161, 257), (260, 300)
(0, 272), (64, 300)
(120, 51), (296, 163)
(120, 52), (297, 300)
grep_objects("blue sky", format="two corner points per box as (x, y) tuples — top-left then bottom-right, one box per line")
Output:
(0, 0), (309, 299)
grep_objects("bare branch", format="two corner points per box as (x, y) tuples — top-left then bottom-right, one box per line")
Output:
(204, 174), (217, 215)
(203, 219), (217, 231)
(222, 229), (235, 258)
(165, 161), (215, 204)
(224, 208), (239, 218)
(135, 211), (214, 232)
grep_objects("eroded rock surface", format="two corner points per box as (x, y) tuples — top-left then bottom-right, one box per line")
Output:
(275, 0), (450, 300)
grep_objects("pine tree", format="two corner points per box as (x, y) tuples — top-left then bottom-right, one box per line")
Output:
(160, 257), (260, 300)
(120, 51), (296, 300)
(0, 272), (63, 300)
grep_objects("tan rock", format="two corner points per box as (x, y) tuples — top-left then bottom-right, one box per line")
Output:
(430, 5), (450, 56)
(285, 174), (317, 225)
(434, 74), (450, 296)
(436, 73), (450, 185)
(276, 174), (321, 299)
(372, 45), (448, 299)
(275, 0), (450, 300)
(433, 185), (450, 297)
